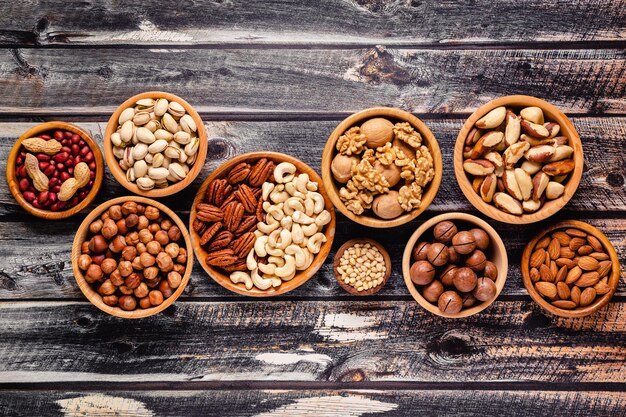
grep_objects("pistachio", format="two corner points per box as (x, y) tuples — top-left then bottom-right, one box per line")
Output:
(136, 127), (156, 144)
(111, 132), (122, 147)
(168, 162), (187, 181)
(126, 167), (136, 182)
(148, 167), (170, 180)
(164, 144), (182, 160)
(120, 120), (134, 143)
(154, 129), (173, 142)
(144, 120), (159, 133)
(184, 138), (199, 156)
(154, 98), (169, 117)
(168, 101), (185, 118)
(148, 139), (168, 154)
(133, 112), (151, 126)
(133, 160), (148, 178)
(144, 153), (154, 164)
(179, 114), (197, 133)
(136, 177), (155, 191)
(135, 98), (155, 111)
(119, 107), (136, 125)
(173, 131), (191, 145)
(162, 113), (178, 133)
(152, 153), (164, 168)
(131, 143), (149, 161)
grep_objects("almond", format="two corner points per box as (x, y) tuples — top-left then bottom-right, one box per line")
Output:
(586, 235), (603, 252)
(568, 237), (585, 251)
(543, 159), (575, 176)
(531, 172), (549, 201)
(520, 107), (544, 124)
(579, 287), (596, 307)
(594, 281), (611, 296)
(525, 145), (555, 163)
(547, 238), (561, 260)
(555, 258), (576, 269)
(504, 110), (521, 146)
(560, 247), (575, 259)
(575, 271), (600, 288)
(503, 169), (523, 200)
(480, 174), (497, 203)
(566, 228), (586, 238)
(590, 252), (609, 261)
(503, 141), (530, 168)
(530, 249), (547, 268)
(547, 145), (574, 162)
(570, 286), (581, 305)
(578, 256), (599, 271)
(463, 159), (495, 176)
(521, 119), (550, 138)
(556, 282), (570, 299)
(552, 231), (571, 246)
(539, 264), (554, 282)
(552, 300), (577, 309)
(522, 198), (541, 213)
(514, 168), (533, 200)
(493, 192), (523, 215)
(535, 282), (557, 298)
(476, 106), (506, 129)
(545, 182), (565, 199)
(544, 122), (560, 138)
(555, 265), (568, 283)
(565, 266), (582, 284)
(578, 245), (593, 256)
(536, 236), (551, 250)
(530, 267), (540, 282)
(596, 260), (612, 278)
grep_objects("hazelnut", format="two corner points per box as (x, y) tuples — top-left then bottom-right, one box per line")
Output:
(121, 201), (138, 215)
(462, 293), (477, 307)
(108, 235), (126, 253)
(89, 219), (103, 234)
(412, 241), (430, 262)
(473, 277), (497, 302)
(136, 242), (147, 254)
(88, 235), (108, 254)
(144, 206), (160, 220)
(149, 290), (164, 306)
(160, 219), (173, 231)
(331, 154), (358, 184)
(146, 240), (162, 255)
(110, 269), (124, 286)
(102, 295), (118, 306)
(447, 247), (462, 264)
(453, 267), (477, 292)
(167, 271), (182, 289)
(81, 241), (91, 254)
(101, 258), (118, 275)
(373, 160), (401, 187)
(148, 223), (161, 234)
(140, 252), (156, 268)
(372, 191), (404, 220)
(427, 242), (449, 267)
(138, 297), (152, 309)
(132, 256), (143, 271)
(439, 264), (458, 287)
(159, 280), (173, 298)
(452, 231), (476, 255)
(118, 260), (133, 277)
(122, 246), (137, 261)
(86, 264), (104, 283)
(126, 231), (140, 246)
(78, 254), (92, 271)
(101, 211), (110, 221)
(173, 264), (186, 275)
(145, 277), (160, 288)
(136, 203), (146, 215)
(410, 260), (435, 285)
(118, 285), (134, 295)
(108, 205), (123, 221)
(144, 266), (160, 280)
(433, 221), (457, 244)
(138, 229), (153, 244)
(98, 279), (116, 296)
(134, 282), (149, 298)
(465, 250), (487, 272)
(361, 117), (394, 148)
(168, 226), (182, 242)
(438, 291), (463, 314)
(118, 295), (137, 311)
(469, 228), (490, 250)
(165, 243), (180, 259)
(137, 215), (149, 230)
(125, 214), (139, 229)
(125, 272), (141, 289)
(484, 261), (498, 281)
(154, 230), (169, 246)
(156, 252), (174, 272)
(116, 218), (129, 235)
(176, 247), (188, 264)
(422, 280), (444, 303)
(91, 254), (105, 266)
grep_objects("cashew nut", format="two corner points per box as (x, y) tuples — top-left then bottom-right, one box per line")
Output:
(284, 197), (305, 215)
(270, 190), (289, 203)
(292, 210), (315, 225)
(271, 277), (282, 287)
(254, 236), (269, 257)
(307, 232), (327, 254)
(265, 246), (284, 257)
(251, 268), (273, 290)
(267, 205), (284, 221)
(268, 255), (285, 267)
(262, 182), (275, 200)
(291, 223), (304, 244)
(308, 192), (325, 214)
(295, 173), (309, 193)
(304, 198), (315, 216)
(306, 181), (318, 192)
(315, 210), (332, 227)
(302, 223), (319, 237)
(285, 245), (307, 269)
(230, 271), (253, 290)
(246, 248), (257, 270)
(258, 262), (276, 275)
(280, 215), (293, 230)
(274, 162), (296, 183)
(257, 221), (279, 234)
(274, 255), (296, 278)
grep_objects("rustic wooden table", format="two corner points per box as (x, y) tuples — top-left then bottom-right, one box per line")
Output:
(0, 1), (625, 416)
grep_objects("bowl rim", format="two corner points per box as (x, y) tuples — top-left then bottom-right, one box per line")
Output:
(333, 237), (392, 296)
(402, 212), (508, 318)
(454, 95), (584, 224)
(521, 220), (620, 318)
(71, 196), (194, 318)
(103, 91), (208, 198)
(189, 151), (336, 297)
(6, 121), (104, 220)
(321, 107), (443, 228)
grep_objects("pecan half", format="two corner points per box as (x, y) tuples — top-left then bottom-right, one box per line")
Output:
(236, 215), (257, 235)
(223, 201), (244, 232)
(207, 230), (234, 251)
(231, 232), (256, 258)
(205, 249), (238, 267)
(248, 158), (274, 187)
(235, 183), (258, 213)
(256, 198), (265, 223)
(221, 259), (248, 272)
(200, 222), (222, 246)
(192, 218), (208, 235)
(206, 179), (232, 206)
(227, 162), (251, 184)
(220, 192), (238, 210)
(196, 204), (224, 222)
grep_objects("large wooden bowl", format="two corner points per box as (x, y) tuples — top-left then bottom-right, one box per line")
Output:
(454, 95), (584, 224)
(6, 121), (104, 220)
(322, 107), (442, 228)
(190, 152), (336, 297)
(402, 213), (508, 318)
(72, 196), (193, 318)
(333, 238), (391, 296)
(103, 91), (208, 198)
(521, 220), (620, 318)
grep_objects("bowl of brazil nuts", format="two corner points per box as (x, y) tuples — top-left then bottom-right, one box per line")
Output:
(190, 152), (336, 296)
(6, 122), (104, 219)
(522, 220), (620, 318)
(104, 91), (208, 197)
(402, 213), (508, 318)
(72, 196), (193, 318)
(454, 95), (583, 224)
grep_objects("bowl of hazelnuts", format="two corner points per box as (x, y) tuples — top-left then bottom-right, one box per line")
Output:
(402, 213), (508, 318)
(72, 196), (193, 318)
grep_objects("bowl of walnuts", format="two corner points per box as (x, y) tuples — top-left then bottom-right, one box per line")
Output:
(322, 107), (442, 228)
(72, 196), (193, 318)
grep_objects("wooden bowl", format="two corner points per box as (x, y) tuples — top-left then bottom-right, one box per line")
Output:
(454, 95), (584, 224)
(333, 238), (391, 295)
(190, 152), (336, 296)
(6, 121), (104, 220)
(402, 213), (508, 318)
(521, 220), (620, 318)
(103, 91), (208, 197)
(72, 196), (193, 318)
(322, 107), (442, 228)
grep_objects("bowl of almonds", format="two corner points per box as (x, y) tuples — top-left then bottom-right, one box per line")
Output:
(522, 220), (620, 318)
(190, 152), (336, 296)
(455, 95), (584, 224)
(104, 91), (208, 197)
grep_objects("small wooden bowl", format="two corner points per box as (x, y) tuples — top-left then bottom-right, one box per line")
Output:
(521, 220), (620, 318)
(103, 91), (208, 197)
(402, 212), (508, 318)
(454, 95), (584, 224)
(190, 152), (336, 297)
(322, 107), (442, 228)
(6, 121), (104, 219)
(72, 196), (193, 318)
(333, 238), (391, 295)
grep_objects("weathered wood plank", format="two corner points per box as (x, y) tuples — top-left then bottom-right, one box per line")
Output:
(1, 0), (625, 46)
(0, 48), (625, 115)
(0, 301), (624, 384)
(0, 389), (625, 417)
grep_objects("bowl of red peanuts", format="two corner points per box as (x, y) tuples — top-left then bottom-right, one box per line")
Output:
(6, 121), (104, 219)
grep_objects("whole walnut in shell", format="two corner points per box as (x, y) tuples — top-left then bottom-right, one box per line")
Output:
(372, 190), (403, 219)
(331, 154), (358, 184)
(373, 160), (401, 187)
(361, 118), (394, 148)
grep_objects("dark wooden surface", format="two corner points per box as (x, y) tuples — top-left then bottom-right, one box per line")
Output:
(0, 1), (625, 416)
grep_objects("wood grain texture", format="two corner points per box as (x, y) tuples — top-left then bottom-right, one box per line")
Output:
(0, 48), (625, 115)
(0, 389), (625, 416)
(0, 0), (625, 46)
(0, 300), (624, 384)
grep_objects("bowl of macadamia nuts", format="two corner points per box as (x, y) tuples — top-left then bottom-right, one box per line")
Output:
(72, 196), (193, 318)
(455, 95), (583, 224)
(322, 107), (442, 228)
(402, 213), (508, 318)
